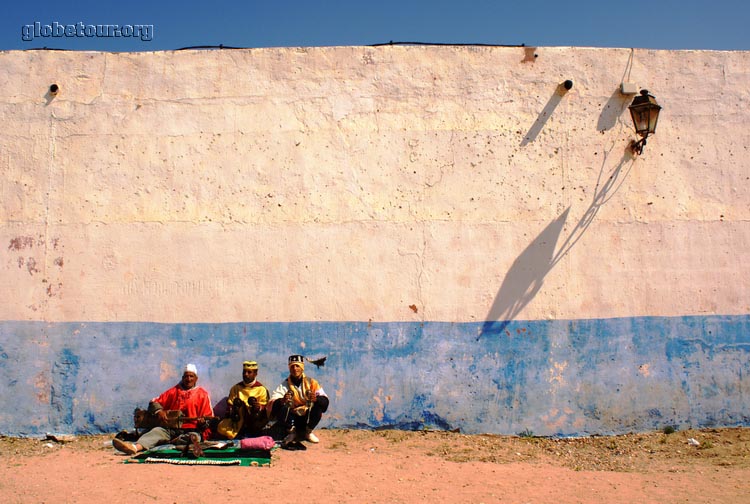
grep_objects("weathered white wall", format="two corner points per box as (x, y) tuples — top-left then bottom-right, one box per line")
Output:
(1, 46), (749, 436)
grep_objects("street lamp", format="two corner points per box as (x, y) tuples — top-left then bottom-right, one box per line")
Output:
(628, 89), (662, 155)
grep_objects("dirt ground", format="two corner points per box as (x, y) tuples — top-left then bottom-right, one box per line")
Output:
(1, 427), (749, 503)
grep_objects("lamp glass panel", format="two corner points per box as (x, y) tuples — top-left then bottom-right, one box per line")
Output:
(631, 107), (650, 136)
(647, 107), (661, 135)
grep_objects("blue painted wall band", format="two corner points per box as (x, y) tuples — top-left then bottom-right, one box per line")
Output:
(1, 315), (749, 436)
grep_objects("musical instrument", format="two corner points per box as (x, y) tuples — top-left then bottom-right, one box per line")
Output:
(216, 398), (244, 440)
(133, 408), (216, 430)
(216, 397), (266, 439)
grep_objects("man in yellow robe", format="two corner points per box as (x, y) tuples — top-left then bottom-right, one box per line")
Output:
(217, 360), (269, 439)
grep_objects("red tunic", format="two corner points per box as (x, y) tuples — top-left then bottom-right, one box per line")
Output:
(151, 384), (214, 430)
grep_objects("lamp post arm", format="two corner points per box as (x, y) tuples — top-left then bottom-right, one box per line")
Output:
(630, 134), (648, 155)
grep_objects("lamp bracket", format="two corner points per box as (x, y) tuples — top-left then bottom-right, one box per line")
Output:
(630, 136), (648, 155)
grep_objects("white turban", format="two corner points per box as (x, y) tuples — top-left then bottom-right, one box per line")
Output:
(184, 363), (198, 375)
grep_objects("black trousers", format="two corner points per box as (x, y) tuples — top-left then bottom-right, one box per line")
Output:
(272, 396), (329, 433)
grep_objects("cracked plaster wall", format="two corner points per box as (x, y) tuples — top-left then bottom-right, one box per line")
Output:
(1, 46), (749, 435)
(1, 47), (749, 324)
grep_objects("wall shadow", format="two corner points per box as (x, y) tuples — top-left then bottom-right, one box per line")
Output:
(479, 208), (569, 338)
(520, 83), (569, 146)
(597, 49), (636, 132)
(479, 148), (634, 339)
(596, 88), (632, 133)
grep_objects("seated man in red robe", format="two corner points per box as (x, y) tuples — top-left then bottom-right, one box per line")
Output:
(113, 363), (214, 455)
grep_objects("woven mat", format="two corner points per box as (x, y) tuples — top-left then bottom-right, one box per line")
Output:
(126, 445), (271, 467)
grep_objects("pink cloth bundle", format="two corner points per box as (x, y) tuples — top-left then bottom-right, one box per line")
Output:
(240, 436), (275, 450)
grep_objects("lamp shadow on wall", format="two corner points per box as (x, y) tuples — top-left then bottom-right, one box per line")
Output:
(478, 148), (633, 340)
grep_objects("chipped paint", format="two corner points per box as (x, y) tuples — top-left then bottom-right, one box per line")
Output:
(0, 317), (748, 436)
(0, 46), (748, 436)
(159, 361), (175, 383)
(372, 389), (386, 422)
(34, 371), (51, 404)
(549, 361), (568, 385)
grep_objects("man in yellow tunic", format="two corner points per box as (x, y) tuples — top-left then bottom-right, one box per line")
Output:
(217, 360), (269, 439)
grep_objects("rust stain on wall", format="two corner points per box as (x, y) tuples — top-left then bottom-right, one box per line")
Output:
(8, 236), (35, 251)
(26, 257), (39, 275)
(523, 47), (538, 63)
(46, 282), (63, 298)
